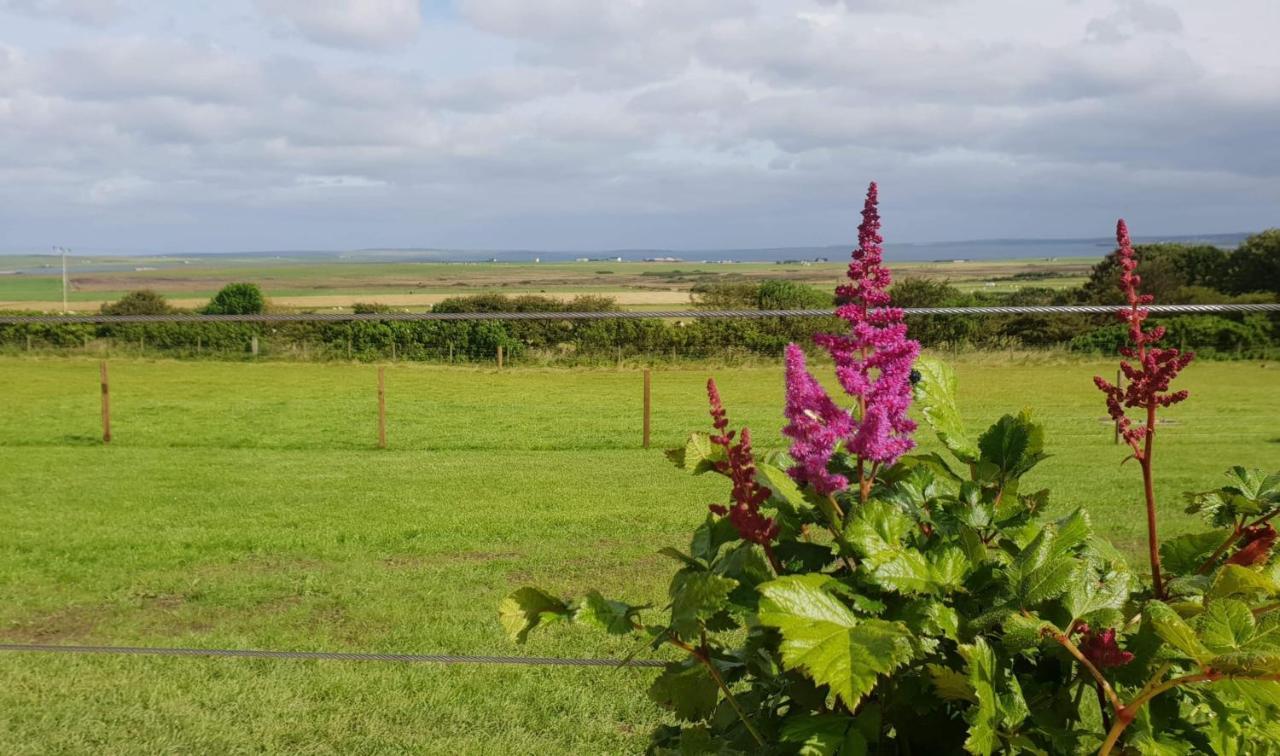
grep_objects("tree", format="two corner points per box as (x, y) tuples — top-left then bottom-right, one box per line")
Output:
(1080, 243), (1229, 304)
(1222, 229), (1280, 296)
(100, 289), (174, 316)
(204, 283), (266, 315)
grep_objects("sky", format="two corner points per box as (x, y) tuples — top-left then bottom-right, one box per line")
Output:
(0, 0), (1277, 253)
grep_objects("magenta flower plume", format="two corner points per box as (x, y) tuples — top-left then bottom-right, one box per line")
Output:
(782, 344), (854, 494)
(809, 182), (920, 469)
(706, 380), (779, 547)
(1092, 220), (1194, 460)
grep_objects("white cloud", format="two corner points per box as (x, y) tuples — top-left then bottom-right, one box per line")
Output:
(255, 0), (422, 50)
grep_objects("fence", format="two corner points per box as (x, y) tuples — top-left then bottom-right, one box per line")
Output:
(3, 303), (1278, 365)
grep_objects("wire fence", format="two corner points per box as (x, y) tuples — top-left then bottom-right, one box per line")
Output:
(0, 643), (665, 668)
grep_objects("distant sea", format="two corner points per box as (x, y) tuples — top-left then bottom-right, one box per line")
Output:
(0, 232), (1253, 268)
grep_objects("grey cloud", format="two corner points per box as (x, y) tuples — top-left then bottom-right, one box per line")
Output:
(0, 0), (126, 27)
(1086, 0), (1182, 44)
(255, 0), (422, 50)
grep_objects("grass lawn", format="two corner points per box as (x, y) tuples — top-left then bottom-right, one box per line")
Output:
(0, 354), (1276, 753)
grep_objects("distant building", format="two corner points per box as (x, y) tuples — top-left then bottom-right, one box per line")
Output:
(644, 256), (682, 263)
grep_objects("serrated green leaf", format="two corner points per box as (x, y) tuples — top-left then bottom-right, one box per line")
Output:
(780, 714), (867, 756)
(913, 357), (980, 465)
(648, 662), (719, 722)
(1200, 601), (1280, 675)
(690, 515), (739, 563)
(962, 637), (1026, 756)
(928, 663), (977, 702)
(757, 461), (811, 511)
(668, 432), (727, 475)
(669, 570), (737, 641)
(929, 546), (970, 591)
(574, 591), (639, 635)
(758, 574), (914, 709)
(1065, 560), (1132, 627)
(1160, 530), (1227, 576)
(901, 600), (961, 641)
(1209, 565), (1280, 600)
(977, 411), (1047, 484)
(499, 587), (570, 643)
(1002, 612), (1052, 653)
(1008, 523), (1076, 607)
(845, 500), (914, 565)
(1146, 600), (1212, 663)
(869, 550), (934, 595)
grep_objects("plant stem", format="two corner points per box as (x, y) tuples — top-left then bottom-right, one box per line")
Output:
(1140, 402), (1164, 599)
(652, 629), (767, 748)
(1197, 523), (1245, 575)
(1045, 628), (1122, 714)
(1098, 672), (1219, 756)
(762, 543), (785, 575)
(824, 494), (860, 574)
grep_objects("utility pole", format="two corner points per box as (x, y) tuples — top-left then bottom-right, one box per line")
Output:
(58, 246), (69, 313)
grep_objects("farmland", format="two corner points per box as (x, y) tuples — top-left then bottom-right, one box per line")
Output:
(0, 255), (1096, 312)
(0, 354), (1277, 753)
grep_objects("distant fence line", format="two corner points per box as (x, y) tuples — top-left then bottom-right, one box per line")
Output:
(2, 303), (1277, 325)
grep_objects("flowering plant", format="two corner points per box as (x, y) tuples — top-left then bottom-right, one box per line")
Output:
(502, 192), (1280, 754)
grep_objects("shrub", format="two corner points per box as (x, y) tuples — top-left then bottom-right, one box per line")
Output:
(204, 283), (266, 315)
(502, 191), (1280, 754)
(100, 289), (174, 316)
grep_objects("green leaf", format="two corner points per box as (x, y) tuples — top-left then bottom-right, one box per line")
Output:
(690, 515), (739, 563)
(1200, 600), (1280, 675)
(845, 500), (914, 565)
(928, 663), (977, 702)
(901, 600), (961, 642)
(1209, 565), (1280, 600)
(1160, 531), (1227, 576)
(977, 410), (1047, 483)
(667, 432), (726, 475)
(962, 638), (1028, 756)
(758, 574), (915, 709)
(1065, 560), (1132, 628)
(1001, 612), (1052, 653)
(669, 570), (737, 641)
(1145, 600), (1212, 663)
(757, 461), (812, 512)
(498, 587), (570, 643)
(648, 662), (719, 722)
(780, 714), (867, 756)
(1007, 523), (1076, 607)
(912, 357), (980, 464)
(575, 591), (639, 635)
(869, 550), (934, 595)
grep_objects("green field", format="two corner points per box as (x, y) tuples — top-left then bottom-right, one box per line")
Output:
(1, 355), (1276, 753)
(0, 256), (1095, 312)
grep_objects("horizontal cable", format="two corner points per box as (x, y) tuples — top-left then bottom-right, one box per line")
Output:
(0, 643), (665, 668)
(0, 303), (1276, 325)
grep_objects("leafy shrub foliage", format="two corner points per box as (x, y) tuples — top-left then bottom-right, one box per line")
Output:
(203, 282), (266, 315)
(502, 201), (1280, 754)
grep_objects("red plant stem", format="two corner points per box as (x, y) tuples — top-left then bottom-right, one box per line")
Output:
(642, 625), (767, 748)
(762, 543), (784, 575)
(1043, 627), (1122, 714)
(1196, 509), (1280, 575)
(1141, 397), (1165, 599)
(1098, 672), (1222, 755)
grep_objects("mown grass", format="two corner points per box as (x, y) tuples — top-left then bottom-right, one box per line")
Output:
(0, 354), (1276, 753)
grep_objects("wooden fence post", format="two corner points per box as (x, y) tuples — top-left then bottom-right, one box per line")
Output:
(377, 366), (387, 449)
(448, 342), (454, 362)
(497, 345), (504, 369)
(251, 336), (259, 356)
(643, 368), (652, 449)
(391, 340), (397, 361)
(100, 361), (112, 444)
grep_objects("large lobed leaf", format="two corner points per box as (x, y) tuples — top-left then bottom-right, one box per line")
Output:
(758, 574), (915, 710)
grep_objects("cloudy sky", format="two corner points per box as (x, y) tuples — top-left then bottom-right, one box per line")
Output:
(0, 0), (1276, 253)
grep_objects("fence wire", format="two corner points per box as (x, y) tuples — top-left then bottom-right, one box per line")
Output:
(0, 643), (666, 668)
(0, 303), (1276, 325)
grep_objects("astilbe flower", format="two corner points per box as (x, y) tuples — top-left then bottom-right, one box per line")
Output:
(1075, 625), (1134, 670)
(782, 182), (920, 496)
(1093, 220), (1195, 461)
(706, 379), (779, 546)
(782, 344), (854, 495)
(1227, 523), (1277, 567)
